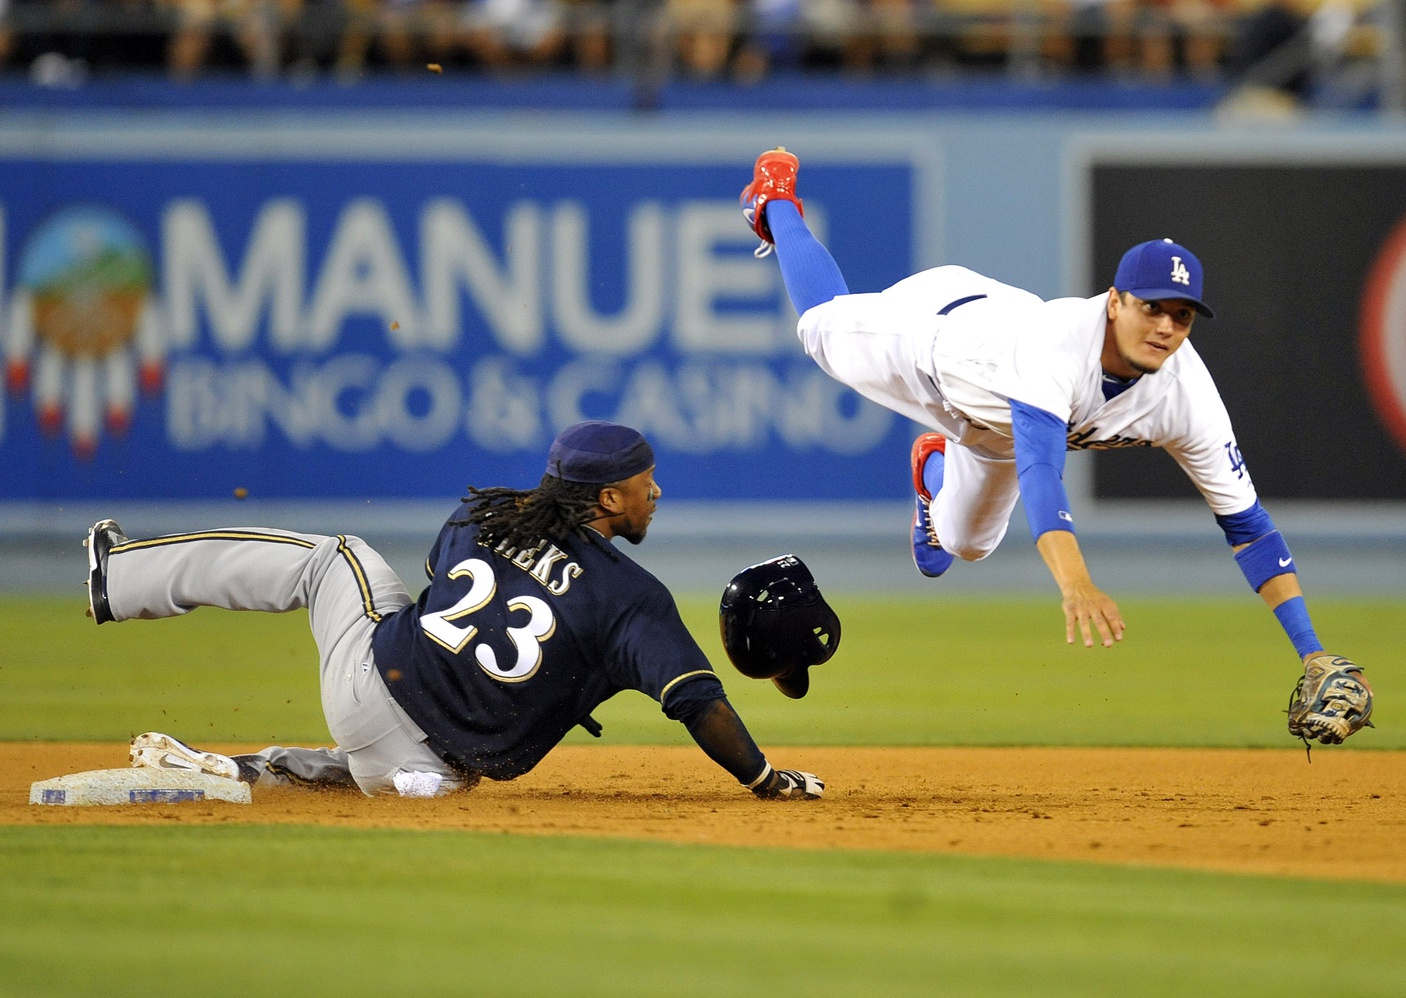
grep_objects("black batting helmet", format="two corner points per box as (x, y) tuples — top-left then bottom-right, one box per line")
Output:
(718, 554), (840, 699)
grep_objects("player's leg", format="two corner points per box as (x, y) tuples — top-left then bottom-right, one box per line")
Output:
(767, 202), (849, 315)
(928, 441), (1021, 563)
(911, 433), (954, 577)
(129, 731), (355, 788)
(206, 532), (468, 795)
(94, 525), (410, 672)
(742, 148), (849, 315)
(792, 288), (968, 432)
(92, 521), (463, 795)
(233, 745), (358, 789)
(277, 536), (470, 795)
(95, 525), (399, 621)
(131, 727), (465, 796)
(318, 637), (473, 796)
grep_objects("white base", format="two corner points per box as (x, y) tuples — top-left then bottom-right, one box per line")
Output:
(30, 768), (252, 806)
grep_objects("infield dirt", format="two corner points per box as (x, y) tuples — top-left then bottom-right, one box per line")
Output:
(4, 743), (1403, 883)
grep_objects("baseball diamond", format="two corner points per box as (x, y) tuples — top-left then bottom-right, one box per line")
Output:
(5, 742), (1406, 883)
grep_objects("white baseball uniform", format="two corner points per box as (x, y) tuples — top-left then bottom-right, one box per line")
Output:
(797, 265), (1257, 559)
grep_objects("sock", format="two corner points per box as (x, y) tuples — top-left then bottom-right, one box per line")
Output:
(767, 200), (849, 316)
(922, 449), (945, 498)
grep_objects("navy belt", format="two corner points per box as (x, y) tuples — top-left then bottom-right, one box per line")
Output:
(937, 293), (988, 316)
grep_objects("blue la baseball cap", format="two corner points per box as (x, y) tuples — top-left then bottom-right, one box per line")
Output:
(545, 421), (655, 484)
(1114, 238), (1214, 318)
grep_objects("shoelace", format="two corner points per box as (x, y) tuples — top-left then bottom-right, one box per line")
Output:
(919, 499), (942, 548)
(741, 206), (774, 258)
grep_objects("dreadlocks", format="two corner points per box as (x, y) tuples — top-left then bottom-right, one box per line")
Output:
(455, 474), (606, 553)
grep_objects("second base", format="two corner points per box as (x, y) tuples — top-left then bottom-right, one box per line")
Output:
(30, 768), (252, 806)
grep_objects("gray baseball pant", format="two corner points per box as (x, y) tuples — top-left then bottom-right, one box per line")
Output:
(105, 527), (468, 796)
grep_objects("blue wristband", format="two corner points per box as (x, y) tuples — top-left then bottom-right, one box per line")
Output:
(1272, 596), (1323, 659)
(1215, 501), (1275, 546)
(1232, 530), (1295, 592)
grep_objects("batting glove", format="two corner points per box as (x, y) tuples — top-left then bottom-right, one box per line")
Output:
(750, 764), (824, 800)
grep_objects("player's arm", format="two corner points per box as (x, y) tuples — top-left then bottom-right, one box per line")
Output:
(621, 590), (823, 799)
(1217, 502), (1323, 661)
(1220, 500), (1375, 744)
(666, 682), (823, 800)
(1218, 501), (1376, 745)
(1011, 398), (1125, 648)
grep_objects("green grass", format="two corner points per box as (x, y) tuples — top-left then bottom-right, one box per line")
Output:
(2, 826), (1405, 998)
(0, 596), (325, 743)
(4, 595), (1404, 997)
(2, 595), (1400, 749)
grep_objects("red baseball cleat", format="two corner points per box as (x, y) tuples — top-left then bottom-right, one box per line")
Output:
(910, 433), (953, 578)
(911, 433), (946, 501)
(740, 147), (804, 256)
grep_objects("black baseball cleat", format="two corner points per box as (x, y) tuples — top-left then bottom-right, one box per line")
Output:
(84, 518), (127, 624)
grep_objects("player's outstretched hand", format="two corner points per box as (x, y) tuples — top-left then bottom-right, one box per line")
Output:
(1288, 653), (1374, 747)
(753, 769), (824, 800)
(1060, 581), (1124, 648)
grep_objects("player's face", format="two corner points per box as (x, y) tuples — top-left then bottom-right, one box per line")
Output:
(596, 467), (660, 545)
(1103, 290), (1196, 378)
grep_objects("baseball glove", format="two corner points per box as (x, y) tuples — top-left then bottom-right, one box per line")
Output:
(1287, 654), (1374, 751)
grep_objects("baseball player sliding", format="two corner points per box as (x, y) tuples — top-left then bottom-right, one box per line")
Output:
(85, 421), (827, 799)
(741, 147), (1373, 749)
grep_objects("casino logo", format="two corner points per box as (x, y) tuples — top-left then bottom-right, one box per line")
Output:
(4, 204), (165, 459)
(1360, 214), (1406, 458)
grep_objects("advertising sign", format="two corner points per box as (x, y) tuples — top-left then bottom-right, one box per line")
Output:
(0, 126), (931, 502)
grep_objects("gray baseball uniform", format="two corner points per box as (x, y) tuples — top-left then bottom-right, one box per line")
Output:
(104, 528), (467, 794)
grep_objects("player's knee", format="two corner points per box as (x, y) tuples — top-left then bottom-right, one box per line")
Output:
(942, 536), (998, 562)
(320, 533), (369, 557)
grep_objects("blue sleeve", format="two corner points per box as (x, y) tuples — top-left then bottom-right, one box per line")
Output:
(608, 583), (724, 712)
(1010, 398), (1075, 540)
(1214, 500), (1276, 545)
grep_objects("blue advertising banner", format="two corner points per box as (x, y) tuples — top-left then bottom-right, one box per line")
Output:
(0, 123), (933, 502)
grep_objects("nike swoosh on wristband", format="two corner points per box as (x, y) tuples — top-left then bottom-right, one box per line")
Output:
(1279, 556), (1293, 567)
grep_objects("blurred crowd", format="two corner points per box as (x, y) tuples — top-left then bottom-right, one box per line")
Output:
(0, 0), (1383, 90)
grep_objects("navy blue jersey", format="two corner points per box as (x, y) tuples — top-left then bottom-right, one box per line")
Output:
(371, 508), (725, 780)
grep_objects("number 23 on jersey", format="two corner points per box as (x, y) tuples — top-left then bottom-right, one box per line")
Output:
(420, 558), (558, 683)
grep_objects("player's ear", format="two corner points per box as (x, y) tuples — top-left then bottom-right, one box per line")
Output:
(1106, 287), (1121, 321)
(596, 485), (623, 514)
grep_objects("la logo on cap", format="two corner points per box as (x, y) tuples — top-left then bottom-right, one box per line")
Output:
(1113, 237), (1214, 317)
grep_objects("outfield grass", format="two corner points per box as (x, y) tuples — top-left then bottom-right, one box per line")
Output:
(2, 595), (1399, 749)
(5, 595), (1403, 997)
(2, 826), (1405, 998)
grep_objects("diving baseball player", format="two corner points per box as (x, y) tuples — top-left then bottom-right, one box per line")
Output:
(740, 147), (1373, 748)
(87, 421), (827, 798)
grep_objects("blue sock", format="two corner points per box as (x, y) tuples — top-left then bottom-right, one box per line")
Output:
(766, 201), (849, 316)
(922, 450), (945, 497)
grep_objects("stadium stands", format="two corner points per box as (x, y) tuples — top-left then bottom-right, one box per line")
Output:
(0, 0), (1389, 93)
